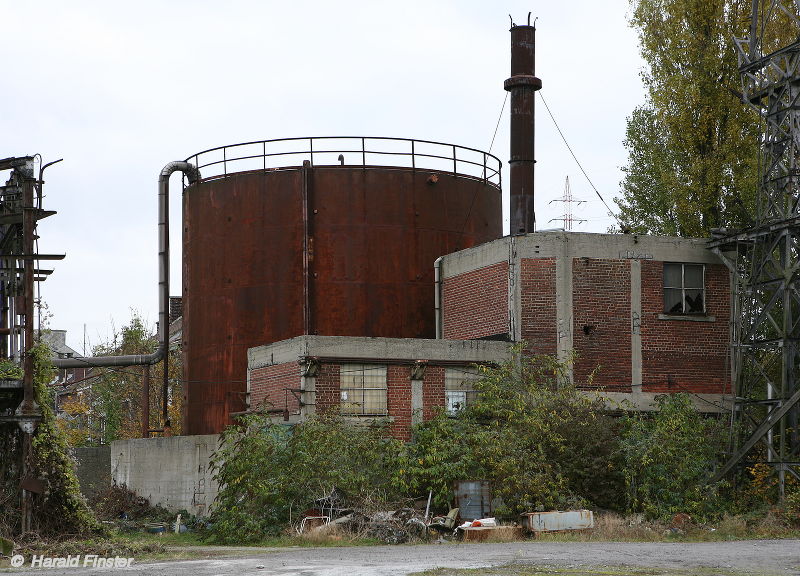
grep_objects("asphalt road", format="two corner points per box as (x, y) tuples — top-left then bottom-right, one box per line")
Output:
(4, 540), (800, 576)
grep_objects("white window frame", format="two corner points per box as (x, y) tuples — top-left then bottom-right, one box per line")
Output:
(663, 262), (706, 315)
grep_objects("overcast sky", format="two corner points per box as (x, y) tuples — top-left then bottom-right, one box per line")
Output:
(2, 1), (645, 352)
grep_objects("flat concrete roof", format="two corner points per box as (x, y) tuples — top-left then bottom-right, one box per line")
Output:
(440, 231), (720, 277)
(248, 335), (511, 370)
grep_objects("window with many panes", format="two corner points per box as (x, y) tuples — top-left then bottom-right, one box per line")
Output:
(445, 367), (482, 415)
(340, 364), (387, 416)
(663, 263), (705, 314)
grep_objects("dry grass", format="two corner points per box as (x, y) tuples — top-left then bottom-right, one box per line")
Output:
(295, 523), (348, 544)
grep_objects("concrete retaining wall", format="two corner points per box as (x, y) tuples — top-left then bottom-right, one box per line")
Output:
(110, 435), (220, 517)
(73, 445), (111, 501)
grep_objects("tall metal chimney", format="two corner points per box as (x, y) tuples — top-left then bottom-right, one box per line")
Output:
(505, 15), (542, 234)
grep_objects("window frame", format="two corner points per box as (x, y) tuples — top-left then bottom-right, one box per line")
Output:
(444, 367), (482, 415)
(339, 363), (388, 416)
(663, 262), (706, 315)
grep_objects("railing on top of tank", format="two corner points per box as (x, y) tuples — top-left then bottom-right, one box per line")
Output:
(184, 136), (502, 188)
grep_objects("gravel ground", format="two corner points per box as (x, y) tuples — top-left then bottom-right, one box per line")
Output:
(3, 540), (799, 576)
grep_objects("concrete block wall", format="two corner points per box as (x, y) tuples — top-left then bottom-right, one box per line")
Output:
(111, 435), (220, 517)
(72, 445), (111, 501)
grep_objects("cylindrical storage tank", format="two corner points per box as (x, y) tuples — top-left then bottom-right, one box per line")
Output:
(182, 137), (502, 434)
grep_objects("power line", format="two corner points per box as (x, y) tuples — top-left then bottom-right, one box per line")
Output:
(488, 92), (509, 154)
(538, 91), (621, 226)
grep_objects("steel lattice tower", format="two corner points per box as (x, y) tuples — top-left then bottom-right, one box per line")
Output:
(710, 0), (800, 495)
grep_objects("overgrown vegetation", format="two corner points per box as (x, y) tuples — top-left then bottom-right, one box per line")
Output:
(58, 311), (183, 445)
(394, 353), (624, 515)
(208, 413), (403, 543)
(1, 339), (99, 539)
(207, 350), (766, 544)
(620, 394), (727, 519)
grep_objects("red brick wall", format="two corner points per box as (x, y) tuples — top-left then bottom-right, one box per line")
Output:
(315, 363), (341, 414)
(641, 261), (730, 395)
(572, 259), (632, 390)
(299, 362), (453, 439)
(423, 366), (446, 421)
(250, 362), (300, 412)
(387, 365), (412, 440)
(443, 262), (509, 339)
(520, 258), (557, 354)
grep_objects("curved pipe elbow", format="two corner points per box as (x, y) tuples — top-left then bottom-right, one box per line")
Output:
(52, 161), (199, 369)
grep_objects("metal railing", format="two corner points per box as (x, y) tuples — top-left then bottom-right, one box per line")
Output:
(184, 136), (502, 188)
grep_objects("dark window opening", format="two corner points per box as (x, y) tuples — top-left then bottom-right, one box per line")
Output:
(664, 263), (705, 314)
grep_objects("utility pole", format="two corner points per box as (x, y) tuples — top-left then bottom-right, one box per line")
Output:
(709, 2), (800, 495)
(549, 176), (586, 231)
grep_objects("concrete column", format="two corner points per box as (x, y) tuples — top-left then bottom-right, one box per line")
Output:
(301, 374), (316, 417)
(555, 239), (574, 383)
(508, 237), (522, 341)
(411, 379), (424, 426)
(630, 260), (643, 393)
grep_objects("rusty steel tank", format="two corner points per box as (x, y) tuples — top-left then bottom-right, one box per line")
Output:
(182, 137), (502, 434)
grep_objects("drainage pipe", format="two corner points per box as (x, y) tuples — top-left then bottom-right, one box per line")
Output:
(53, 161), (200, 369)
(434, 256), (443, 339)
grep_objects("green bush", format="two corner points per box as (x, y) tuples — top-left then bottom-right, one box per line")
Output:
(208, 413), (402, 543)
(395, 351), (625, 515)
(620, 392), (726, 520)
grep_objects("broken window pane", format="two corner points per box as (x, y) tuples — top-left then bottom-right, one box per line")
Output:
(445, 367), (481, 414)
(663, 263), (706, 314)
(685, 289), (704, 313)
(664, 288), (684, 314)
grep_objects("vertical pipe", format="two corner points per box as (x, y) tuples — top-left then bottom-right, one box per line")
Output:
(434, 257), (443, 339)
(142, 366), (150, 438)
(302, 160), (313, 335)
(20, 169), (36, 533)
(21, 175), (34, 415)
(504, 20), (542, 234)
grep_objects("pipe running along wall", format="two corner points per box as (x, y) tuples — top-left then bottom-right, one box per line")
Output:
(53, 161), (200, 369)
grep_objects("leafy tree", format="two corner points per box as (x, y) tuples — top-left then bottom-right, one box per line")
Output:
(616, 0), (764, 236)
(58, 311), (183, 445)
(620, 393), (726, 519)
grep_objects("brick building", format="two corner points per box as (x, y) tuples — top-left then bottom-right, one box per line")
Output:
(247, 336), (508, 440)
(439, 231), (732, 412)
(246, 231), (733, 438)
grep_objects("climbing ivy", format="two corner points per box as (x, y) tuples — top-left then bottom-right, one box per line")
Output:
(0, 339), (99, 538)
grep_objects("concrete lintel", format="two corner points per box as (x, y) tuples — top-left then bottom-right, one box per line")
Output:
(440, 232), (722, 280)
(595, 391), (734, 414)
(249, 335), (512, 369)
(439, 237), (511, 278)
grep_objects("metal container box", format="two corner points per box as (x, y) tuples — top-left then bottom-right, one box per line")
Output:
(521, 510), (594, 533)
